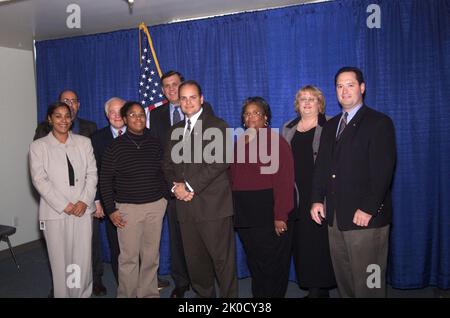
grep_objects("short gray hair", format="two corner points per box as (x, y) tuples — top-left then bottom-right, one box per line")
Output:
(104, 97), (126, 115)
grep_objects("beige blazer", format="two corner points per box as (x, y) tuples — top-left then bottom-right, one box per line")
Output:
(29, 132), (97, 220)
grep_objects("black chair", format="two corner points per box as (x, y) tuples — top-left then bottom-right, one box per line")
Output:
(0, 225), (19, 270)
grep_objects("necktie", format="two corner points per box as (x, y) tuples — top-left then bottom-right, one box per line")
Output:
(184, 119), (191, 140)
(118, 129), (123, 136)
(187, 119), (191, 132)
(336, 112), (348, 140)
(172, 106), (181, 125)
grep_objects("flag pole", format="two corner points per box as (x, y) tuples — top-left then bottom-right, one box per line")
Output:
(138, 23), (163, 78)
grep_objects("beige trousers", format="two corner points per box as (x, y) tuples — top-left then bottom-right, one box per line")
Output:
(43, 212), (93, 298)
(116, 198), (167, 298)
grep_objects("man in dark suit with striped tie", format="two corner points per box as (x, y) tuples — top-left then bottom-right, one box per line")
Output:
(311, 66), (396, 297)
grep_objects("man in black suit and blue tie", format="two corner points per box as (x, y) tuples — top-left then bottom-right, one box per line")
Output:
(311, 66), (396, 297)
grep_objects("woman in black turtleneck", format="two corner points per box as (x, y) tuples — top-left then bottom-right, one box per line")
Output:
(100, 101), (167, 298)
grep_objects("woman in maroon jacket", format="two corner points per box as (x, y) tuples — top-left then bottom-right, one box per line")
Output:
(230, 96), (295, 298)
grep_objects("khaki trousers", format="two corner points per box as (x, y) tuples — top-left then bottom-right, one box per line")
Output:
(43, 212), (93, 298)
(116, 198), (167, 298)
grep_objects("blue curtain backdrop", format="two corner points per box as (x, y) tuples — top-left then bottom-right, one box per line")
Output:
(35, 0), (450, 289)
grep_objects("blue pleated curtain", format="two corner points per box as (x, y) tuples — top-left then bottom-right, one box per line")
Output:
(35, 0), (450, 289)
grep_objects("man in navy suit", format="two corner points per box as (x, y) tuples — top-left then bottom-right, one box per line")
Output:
(90, 97), (126, 293)
(149, 71), (214, 298)
(311, 66), (396, 297)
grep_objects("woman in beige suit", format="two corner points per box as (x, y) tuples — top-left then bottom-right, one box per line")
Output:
(29, 102), (97, 298)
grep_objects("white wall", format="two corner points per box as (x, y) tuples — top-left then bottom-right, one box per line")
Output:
(0, 46), (40, 251)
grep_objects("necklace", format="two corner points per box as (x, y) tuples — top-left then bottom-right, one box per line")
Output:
(298, 118), (317, 132)
(126, 133), (144, 149)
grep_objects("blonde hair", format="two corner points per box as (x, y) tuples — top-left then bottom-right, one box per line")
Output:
(294, 85), (325, 114)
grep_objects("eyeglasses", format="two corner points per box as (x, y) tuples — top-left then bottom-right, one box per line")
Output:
(243, 111), (264, 118)
(298, 98), (317, 103)
(127, 112), (146, 119)
(62, 98), (78, 104)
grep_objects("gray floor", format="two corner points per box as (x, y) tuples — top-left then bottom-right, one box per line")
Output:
(0, 239), (446, 298)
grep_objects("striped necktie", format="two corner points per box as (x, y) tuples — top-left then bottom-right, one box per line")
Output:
(336, 112), (348, 140)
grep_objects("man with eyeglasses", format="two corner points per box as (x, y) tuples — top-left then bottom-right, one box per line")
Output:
(33, 90), (97, 140)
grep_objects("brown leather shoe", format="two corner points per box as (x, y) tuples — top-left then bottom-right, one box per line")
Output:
(170, 286), (190, 298)
(92, 282), (107, 296)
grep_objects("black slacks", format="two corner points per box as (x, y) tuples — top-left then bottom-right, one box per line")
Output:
(237, 221), (293, 298)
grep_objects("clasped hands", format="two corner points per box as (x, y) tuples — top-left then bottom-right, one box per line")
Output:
(173, 182), (194, 202)
(63, 201), (88, 217)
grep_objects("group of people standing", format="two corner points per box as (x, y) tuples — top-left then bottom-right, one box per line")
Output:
(29, 66), (396, 298)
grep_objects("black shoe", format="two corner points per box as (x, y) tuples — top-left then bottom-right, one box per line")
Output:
(170, 286), (190, 298)
(307, 288), (329, 298)
(158, 277), (170, 290)
(92, 282), (107, 296)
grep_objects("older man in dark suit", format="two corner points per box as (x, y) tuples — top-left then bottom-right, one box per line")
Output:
(162, 80), (237, 298)
(311, 66), (396, 297)
(90, 97), (126, 289)
(149, 71), (214, 298)
(33, 90), (97, 140)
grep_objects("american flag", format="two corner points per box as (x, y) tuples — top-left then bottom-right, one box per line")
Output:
(138, 23), (167, 127)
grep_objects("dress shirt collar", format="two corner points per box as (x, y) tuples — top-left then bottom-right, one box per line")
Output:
(184, 107), (203, 134)
(342, 103), (363, 123)
(110, 126), (126, 139)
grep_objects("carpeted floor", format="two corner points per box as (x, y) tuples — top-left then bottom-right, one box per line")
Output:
(0, 239), (445, 298)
